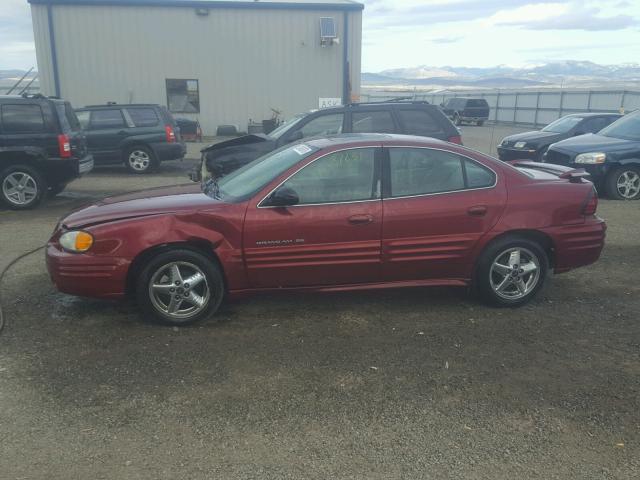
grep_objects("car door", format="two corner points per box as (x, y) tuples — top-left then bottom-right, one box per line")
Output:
(381, 146), (506, 281)
(243, 146), (383, 288)
(85, 109), (128, 163)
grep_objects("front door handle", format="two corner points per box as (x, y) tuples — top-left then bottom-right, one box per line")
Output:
(348, 214), (373, 225)
(467, 205), (488, 217)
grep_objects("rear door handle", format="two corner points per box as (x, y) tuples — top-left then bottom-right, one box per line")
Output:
(467, 205), (488, 217)
(348, 214), (373, 225)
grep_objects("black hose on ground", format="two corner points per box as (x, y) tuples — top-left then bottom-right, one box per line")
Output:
(0, 246), (46, 335)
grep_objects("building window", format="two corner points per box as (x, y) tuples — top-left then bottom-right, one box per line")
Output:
(166, 79), (200, 113)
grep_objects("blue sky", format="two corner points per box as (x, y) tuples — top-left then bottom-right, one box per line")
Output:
(1, 0), (639, 71)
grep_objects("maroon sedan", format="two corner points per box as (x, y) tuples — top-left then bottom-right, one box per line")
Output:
(47, 134), (605, 326)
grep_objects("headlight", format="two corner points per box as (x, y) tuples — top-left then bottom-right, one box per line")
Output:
(59, 231), (94, 253)
(575, 152), (606, 164)
(514, 141), (527, 149)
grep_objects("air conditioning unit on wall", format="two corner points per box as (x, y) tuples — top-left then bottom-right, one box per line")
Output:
(320, 17), (339, 46)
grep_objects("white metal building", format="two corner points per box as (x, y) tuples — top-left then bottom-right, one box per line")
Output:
(29, 0), (363, 134)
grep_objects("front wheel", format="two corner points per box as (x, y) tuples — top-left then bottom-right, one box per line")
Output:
(605, 166), (640, 200)
(0, 164), (45, 209)
(475, 236), (548, 307)
(136, 249), (225, 326)
(124, 145), (157, 174)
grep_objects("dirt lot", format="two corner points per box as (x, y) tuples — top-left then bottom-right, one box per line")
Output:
(0, 126), (638, 479)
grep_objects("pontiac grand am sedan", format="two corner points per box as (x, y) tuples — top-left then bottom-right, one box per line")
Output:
(47, 134), (605, 326)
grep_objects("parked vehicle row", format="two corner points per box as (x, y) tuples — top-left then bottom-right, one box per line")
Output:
(0, 94), (186, 208)
(499, 110), (640, 200)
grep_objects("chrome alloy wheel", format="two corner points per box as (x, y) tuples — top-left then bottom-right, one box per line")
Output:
(148, 261), (210, 320)
(128, 150), (151, 171)
(2, 171), (38, 206)
(616, 170), (640, 199)
(490, 247), (541, 300)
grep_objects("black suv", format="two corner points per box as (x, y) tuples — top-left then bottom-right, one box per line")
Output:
(196, 101), (461, 180)
(75, 104), (186, 174)
(0, 94), (92, 209)
(441, 98), (490, 126)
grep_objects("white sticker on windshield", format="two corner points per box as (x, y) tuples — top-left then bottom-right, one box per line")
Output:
(293, 144), (312, 155)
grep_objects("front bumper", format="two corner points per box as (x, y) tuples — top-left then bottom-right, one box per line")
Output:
(497, 147), (537, 161)
(46, 242), (129, 299)
(542, 217), (606, 273)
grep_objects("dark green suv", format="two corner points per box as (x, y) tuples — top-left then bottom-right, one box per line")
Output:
(75, 104), (186, 174)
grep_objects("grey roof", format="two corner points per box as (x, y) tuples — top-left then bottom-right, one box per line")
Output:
(28, 0), (364, 11)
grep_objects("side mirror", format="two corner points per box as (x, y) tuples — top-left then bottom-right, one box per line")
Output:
(286, 130), (303, 143)
(267, 186), (299, 207)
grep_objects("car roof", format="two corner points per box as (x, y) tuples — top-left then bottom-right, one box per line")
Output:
(79, 103), (160, 109)
(303, 133), (452, 149)
(566, 112), (622, 118)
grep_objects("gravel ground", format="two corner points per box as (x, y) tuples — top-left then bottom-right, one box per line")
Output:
(0, 126), (638, 479)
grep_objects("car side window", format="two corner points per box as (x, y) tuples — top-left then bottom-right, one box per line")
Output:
(280, 148), (378, 205)
(76, 111), (90, 130)
(126, 107), (159, 127)
(296, 113), (343, 139)
(465, 159), (495, 188)
(1, 104), (45, 133)
(90, 109), (125, 129)
(352, 110), (396, 133)
(397, 109), (444, 136)
(581, 117), (612, 133)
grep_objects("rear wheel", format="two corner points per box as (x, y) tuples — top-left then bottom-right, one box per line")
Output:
(477, 120), (484, 126)
(136, 249), (225, 326)
(124, 145), (157, 174)
(535, 147), (548, 163)
(0, 164), (45, 210)
(475, 236), (548, 307)
(605, 166), (640, 200)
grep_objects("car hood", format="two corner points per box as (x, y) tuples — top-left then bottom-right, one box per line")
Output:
(62, 184), (219, 228)
(200, 134), (273, 153)
(550, 133), (638, 154)
(503, 130), (565, 144)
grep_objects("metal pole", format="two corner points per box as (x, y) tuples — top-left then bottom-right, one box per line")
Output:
(533, 91), (540, 127)
(587, 90), (592, 112)
(513, 92), (519, 124)
(495, 90), (501, 123)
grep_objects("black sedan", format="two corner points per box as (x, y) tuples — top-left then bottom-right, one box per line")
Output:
(498, 113), (621, 162)
(544, 111), (640, 200)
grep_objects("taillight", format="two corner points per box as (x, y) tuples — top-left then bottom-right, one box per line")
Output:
(582, 187), (598, 216)
(165, 125), (176, 143)
(58, 134), (71, 158)
(447, 135), (462, 145)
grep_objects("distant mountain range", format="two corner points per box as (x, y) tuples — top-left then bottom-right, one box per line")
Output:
(362, 61), (640, 88)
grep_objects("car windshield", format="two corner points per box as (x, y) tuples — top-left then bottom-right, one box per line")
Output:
(204, 143), (320, 202)
(542, 116), (583, 133)
(599, 113), (640, 141)
(268, 114), (305, 139)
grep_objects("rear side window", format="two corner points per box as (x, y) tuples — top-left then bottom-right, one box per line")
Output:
(90, 109), (125, 129)
(126, 107), (159, 127)
(389, 148), (465, 197)
(465, 160), (495, 188)
(56, 102), (81, 132)
(397, 109), (444, 136)
(352, 110), (396, 133)
(1, 104), (45, 133)
(467, 99), (488, 108)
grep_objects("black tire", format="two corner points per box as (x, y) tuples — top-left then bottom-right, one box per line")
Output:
(475, 235), (548, 307)
(605, 166), (640, 200)
(535, 147), (548, 163)
(123, 145), (157, 174)
(136, 248), (225, 326)
(454, 113), (462, 126)
(477, 120), (484, 126)
(48, 183), (67, 197)
(0, 164), (46, 210)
